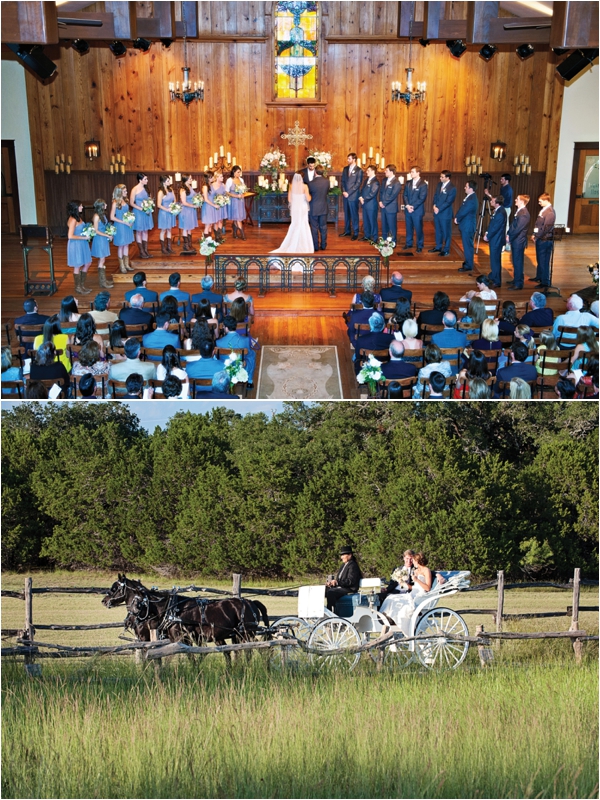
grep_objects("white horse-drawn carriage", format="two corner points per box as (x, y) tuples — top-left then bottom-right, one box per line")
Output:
(271, 571), (472, 670)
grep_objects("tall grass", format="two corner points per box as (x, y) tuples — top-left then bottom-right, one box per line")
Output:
(2, 654), (598, 799)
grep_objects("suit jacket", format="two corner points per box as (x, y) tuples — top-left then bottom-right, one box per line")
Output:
(360, 177), (380, 205)
(300, 167), (317, 184)
(509, 208), (530, 246)
(380, 285), (412, 303)
(486, 207), (507, 249)
(379, 179), (402, 213)
(533, 207), (555, 241)
(159, 288), (193, 321)
(433, 181), (457, 217)
(432, 328), (468, 350)
(381, 360), (418, 379)
(519, 307), (554, 327)
(355, 331), (394, 354)
(142, 328), (180, 351)
(500, 183), (513, 210)
(125, 287), (158, 305)
(495, 361), (538, 396)
(109, 357), (156, 382)
(191, 289), (223, 309)
(14, 312), (49, 328)
(456, 192), (478, 229)
(119, 307), (154, 332)
(336, 558), (362, 592)
(347, 308), (377, 342)
(403, 179), (428, 213)
(308, 176), (329, 216)
(185, 357), (224, 382)
(417, 308), (446, 329)
(341, 166), (363, 200)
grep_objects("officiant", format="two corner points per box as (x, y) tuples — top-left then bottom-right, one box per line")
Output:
(301, 157), (317, 184)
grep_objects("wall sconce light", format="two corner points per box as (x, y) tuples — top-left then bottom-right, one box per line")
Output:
(465, 154), (483, 176)
(513, 153), (531, 175)
(490, 140), (507, 161)
(84, 140), (100, 161)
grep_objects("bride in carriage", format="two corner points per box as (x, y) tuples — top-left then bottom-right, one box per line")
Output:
(379, 551), (437, 632)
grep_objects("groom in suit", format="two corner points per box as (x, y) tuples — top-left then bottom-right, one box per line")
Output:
(301, 157), (317, 185)
(340, 153), (363, 239)
(308, 167), (329, 251)
(455, 181), (479, 272)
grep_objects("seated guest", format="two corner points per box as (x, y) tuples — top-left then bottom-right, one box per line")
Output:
(72, 313), (105, 358)
(216, 315), (256, 389)
(90, 292), (118, 336)
(125, 271), (159, 305)
(553, 294), (599, 347)
(76, 372), (97, 399)
(454, 350), (491, 399)
(159, 272), (193, 322)
(58, 295), (80, 334)
(72, 340), (109, 381)
(229, 296), (250, 325)
(33, 315), (72, 372)
(413, 344), (452, 398)
(194, 370), (240, 399)
(431, 311), (468, 365)
(459, 275), (497, 316)
(571, 325), (599, 371)
(325, 545), (362, 612)
(535, 330), (560, 376)
(346, 290), (377, 346)
(191, 274), (223, 319)
(142, 312), (180, 352)
(1, 345), (23, 387)
(394, 319), (423, 359)
(468, 377), (492, 399)
(194, 297), (219, 335)
(387, 297), (412, 334)
(472, 319), (502, 353)
(353, 313), (394, 373)
(30, 341), (70, 395)
(387, 381), (406, 399)
(184, 319), (215, 354)
(417, 291), (450, 331)
(223, 276), (255, 317)
(123, 372), (144, 399)
(108, 337), (156, 383)
(520, 292), (554, 327)
(510, 377), (532, 399)
(156, 345), (188, 386)
(498, 300), (519, 336)
(494, 341), (537, 397)
(351, 274), (381, 306)
(119, 293), (154, 332)
(162, 374), (189, 399)
(427, 370), (448, 399)
(459, 296), (487, 329)
(555, 378), (577, 399)
(108, 320), (128, 361)
(14, 299), (49, 352)
(24, 381), (49, 399)
(159, 294), (182, 324)
(381, 340), (417, 380)
(380, 271), (412, 303)
(514, 324), (536, 361)
(186, 339), (223, 384)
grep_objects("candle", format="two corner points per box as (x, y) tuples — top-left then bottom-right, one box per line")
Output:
(399, 176), (405, 184)
(208, 157), (213, 169)
(55, 155), (60, 164)
(515, 165), (521, 175)
(362, 152), (366, 163)
(527, 165), (532, 175)
(192, 180), (197, 189)
(467, 165), (471, 175)
(227, 152), (231, 163)
(203, 165), (208, 171)
(121, 164), (125, 174)
(513, 156), (519, 166)
(121, 156), (126, 165)
(280, 172), (285, 180)
(54, 164), (59, 174)
(60, 162), (64, 172)
(520, 154), (525, 164)
(356, 158), (361, 168)
(232, 156), (236, 166)
(175, 171), (182, 181)
(465, 157), (470, 167)
(476, 157), (481, 165)
(478, 165), (483, 174)
(116, 154), (120, 163)
(66, 164), (71, 174)
(381, 157), (385, 169)
(110, 164), (114, 174)
(61, 153), (65, 162)
(67, 155), (72, 165)
(329, 176), (334, 188)
(471, 155), (476, 164)
(375, 153), (380, 165)
(200, 81), (204, 90)
(220, 146), (224, 157)
(369, 147), (373, 158)
(214, 152), (218, 164)
(111, 155), (115, 164)
(525, 156), (529, 165)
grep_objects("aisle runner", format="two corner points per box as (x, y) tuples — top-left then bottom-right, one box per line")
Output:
(256, 346), (342, 399)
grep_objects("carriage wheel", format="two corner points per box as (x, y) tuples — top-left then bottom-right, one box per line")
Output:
(269, 616), (312, 671)
(307, 618), (361, 671)
(382, 636), (414, 669)
(414, 608), (469, 669)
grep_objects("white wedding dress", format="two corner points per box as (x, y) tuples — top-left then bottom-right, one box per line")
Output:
(270, 176), (314, 255)
(379, 578), (428, 636)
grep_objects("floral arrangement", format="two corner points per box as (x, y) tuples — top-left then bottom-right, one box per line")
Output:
(588, 262), (598, 295)
(233, 182), (247, 195)
(309, 149), (333, 176)
(123, 210), (136, 226)
(199, 235), (219, 257)
(169, 202), (182, 216)
(356, 354), (383, 395)
(81, 223), (96, 241)
(373, 236), (396, 257)
(104, 223), (117, 238)
(141, 198), (155, 214)
(192, 194), (204, 208)
(214, 194), (231, 208)
(391, 565), (412, 591)
(223, 352), (249, 385)
(260, 148), (287, 180)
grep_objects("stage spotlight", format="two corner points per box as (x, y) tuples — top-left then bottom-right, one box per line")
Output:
(72, 39), (90, 55)
(133, 38), (152, 52)
(479, 44), (497, 62)
(419, 38), (430, 47)
(556, 48), (599, 81)
(516, 43), (535, 60)
(109, 40), (127, 57)
(5, 43), (57, 80)
(553, 48), (571, 57)
(447, 39), (467, 58)
(161, 38), (174, 48)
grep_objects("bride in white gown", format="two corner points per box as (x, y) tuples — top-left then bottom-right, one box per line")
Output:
(379, 553), (433, 635)
(270, 173), (314, 254)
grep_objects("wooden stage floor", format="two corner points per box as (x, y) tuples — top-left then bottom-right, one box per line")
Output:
(2, 222), (598, 399)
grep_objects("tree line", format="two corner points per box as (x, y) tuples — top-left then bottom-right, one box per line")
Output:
(2, 402), (597, 581)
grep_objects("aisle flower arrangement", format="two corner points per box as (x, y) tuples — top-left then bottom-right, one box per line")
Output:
(199, 235), (219, 267)
(356, 354), (383, 396)
(588, 262), (599, 296)
(223, 352), (249, 387)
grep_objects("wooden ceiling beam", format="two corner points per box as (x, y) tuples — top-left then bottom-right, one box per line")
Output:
(1, 1), (59, 45)
(551, 1), (599, 48)
(135, 2), (176, 39)
(467, 2), (500, 44)
(174, 1), (198, 39)
(103, 2), (137, 40)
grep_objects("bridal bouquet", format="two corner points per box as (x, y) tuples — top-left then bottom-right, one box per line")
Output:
(214, 194), (230, 208)
(223, 352), (249, 386)
(233, 182), (247, 195)
(309, 149), (333, 176)
(141, 198), (155, 214)
(356, 354), (383, 396)
(391, 565), (412, 591)
(169, 202), (182, 216)
(122, 210), (136, 226)
(374, 236), (396, 257)
(81, 223), (96, 241)
(104, 223), (117, 238)
(192, 194), (204, 208)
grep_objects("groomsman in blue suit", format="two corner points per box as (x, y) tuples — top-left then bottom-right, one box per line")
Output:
(379, 165), (402, 243)
(484, 195), (507, 288)
(507, 194), (530, 291)
(429, 170), (456, 256)
(340, 153), (363, 240)
(403, 166), (428, 252)
(455, 181), (478, 273)
(359, 164), (380, 242)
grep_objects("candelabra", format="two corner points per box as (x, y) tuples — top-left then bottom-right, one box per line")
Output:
(204, 147), (237, 172)
(359, 148), (385, 170)
(391, 69), (426, 106)
(109, 154), (126, 175)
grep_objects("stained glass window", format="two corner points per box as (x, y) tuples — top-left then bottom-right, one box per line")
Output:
(274, 1), (319, 100)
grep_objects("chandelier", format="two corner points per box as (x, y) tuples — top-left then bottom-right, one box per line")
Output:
(168, 35), (204, 105)
(391, 19), (426, 106)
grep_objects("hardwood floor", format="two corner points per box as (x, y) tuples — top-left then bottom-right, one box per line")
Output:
(2, 224), (597, 399)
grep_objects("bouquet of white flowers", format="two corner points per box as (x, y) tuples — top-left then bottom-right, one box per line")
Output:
(141, 198), (155, 214)
(223, 352), (249, 385)
(199, 235), (219, 257)
(169, 202), (182, 216)
(373, 236), (396, 257)
(356, 354), (383, 396)
(309, 149), (333, 176)
(104, 223), (117, 238)
(588, 262), (599, 295)
(192, 194), (204, 208)
(214, 194), (230, 208)
(122, 210), (135, 226)
(391, 565), (412, 591)
(81, 223), (96, 241)
(233, 182), (247, 195)
(260, 148), (287, 171)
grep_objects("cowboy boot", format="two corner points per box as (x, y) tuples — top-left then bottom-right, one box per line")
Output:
(181, 235), (192, 255)
(76, 272), (92, 295)
(160, 238), (168, 255)
(143, 239), (153, 258)
(118, 256), (127, 274)
(232, 225), (238, 239)
(123, 254), (134, 271)
(98, 267), (114, 288)
(138, 239), (150, 259)
(165, 236), (173, 254)
(187, 234), (197, 254)
(239, 224), (246, 241)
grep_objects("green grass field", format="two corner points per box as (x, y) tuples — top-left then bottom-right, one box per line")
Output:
(2, 571), (598, 799)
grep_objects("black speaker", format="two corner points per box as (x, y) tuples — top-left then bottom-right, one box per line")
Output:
(556, 48), (599, 81)
(5, 43), (57, 80)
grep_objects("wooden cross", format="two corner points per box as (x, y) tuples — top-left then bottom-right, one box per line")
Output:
(281, 120), (313, 171)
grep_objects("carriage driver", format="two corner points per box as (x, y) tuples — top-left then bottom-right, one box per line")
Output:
(325, 545), (363, 611)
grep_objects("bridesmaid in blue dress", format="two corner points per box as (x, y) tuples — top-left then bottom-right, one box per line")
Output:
(91, 199), (114, 289)
(226, 165), (247, 240)
(110, 184), (135, 273)
(130, 172), (154, 259)
(213, 171), (228, 242)
(179, 174), (198, 255)
(67, 200), (92, 296)
(157, 174), (176, 255)
(201, 171), (220, 240)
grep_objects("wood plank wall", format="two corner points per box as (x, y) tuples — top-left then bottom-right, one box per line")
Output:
(23, 1), (563, 224)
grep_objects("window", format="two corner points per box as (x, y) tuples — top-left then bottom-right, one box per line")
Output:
(274, 1), (320, 101)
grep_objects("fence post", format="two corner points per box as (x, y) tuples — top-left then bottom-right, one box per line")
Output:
(570, 568), (583, 664)
(495, 570), (504, 648)
(23, 577), (41, 676)
(232, 573), (242, 598)
(476, 624), (493, 667)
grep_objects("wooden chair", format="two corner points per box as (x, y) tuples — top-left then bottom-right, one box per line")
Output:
(437, 348), (463, 375)
(223, 301), (254, 325)
(107, 346), (126, 360)
(536, 350), (574, 398)
(453, 375), (496, 399)
(418, 374), (455, 398)
(25, 376), (67, 398)
(108, 379), (133, 398)
(400, 348), (425, 369)
(13, 323), (44, 355)
(140, 347), (167, 363)
(351, 323), (372, 343)
(190, 378), (214, 397)
(556, 325), (580, 349)
(1, 380), (25, 398)
(71, 373), (106, 399)
(213, 347), (249, 395)
(495, 378), (538, 399)
(377, 377), (416, 399)
(462, 347), (501, 375)
(177, 348), (201, 363)
(358, 348), (390, 366)
(420, 323), (444, 344)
